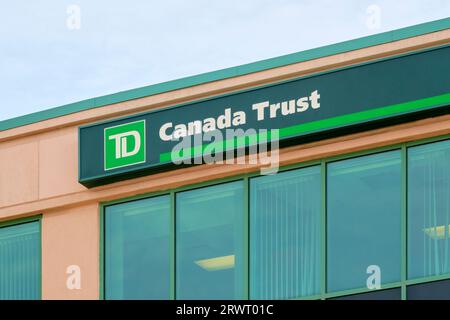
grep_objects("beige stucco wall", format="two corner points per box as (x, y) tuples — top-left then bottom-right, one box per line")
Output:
(0, 138), (39, 207)
(0, 28), (449, 299)
(41, 203), (99, 300)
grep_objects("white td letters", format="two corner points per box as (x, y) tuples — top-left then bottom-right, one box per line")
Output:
(109, 131), (141, 159)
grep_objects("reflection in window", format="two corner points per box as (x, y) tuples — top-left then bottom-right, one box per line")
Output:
(176, 181), (244, 299)
(408, 140), (450, 279)
(327, 151), (401, 292)
(0, 222), (40, 300)
(250, 166), (321, 299)
(105, 195), (171, 299)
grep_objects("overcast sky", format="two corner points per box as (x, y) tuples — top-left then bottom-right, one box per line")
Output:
(0, 0), (449, 121)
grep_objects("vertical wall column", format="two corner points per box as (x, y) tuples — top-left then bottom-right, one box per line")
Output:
(41, 203), (99, 299)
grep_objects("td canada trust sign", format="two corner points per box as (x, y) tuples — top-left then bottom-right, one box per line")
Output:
(103, 90), (320, 171)
(79, 46), (450, 187)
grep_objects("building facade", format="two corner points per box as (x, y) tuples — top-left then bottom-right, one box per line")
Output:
(0, 18), (450, 300)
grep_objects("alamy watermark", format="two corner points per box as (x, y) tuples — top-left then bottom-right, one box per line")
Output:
(168, 128), (280, 175)
(66, 5), (81, 30)
(66, 264), (81, 290)
(366, 4), (381, 30)
(366, 264), (381, 290)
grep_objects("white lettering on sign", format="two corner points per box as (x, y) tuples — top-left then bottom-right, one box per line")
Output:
(252, 90), (320, 121)
(159, 90), (320, 141)
(109, 131), (141, 159)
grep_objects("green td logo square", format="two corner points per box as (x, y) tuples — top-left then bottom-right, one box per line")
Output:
(104, 120), (146, 171)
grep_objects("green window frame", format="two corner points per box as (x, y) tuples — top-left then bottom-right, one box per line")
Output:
(0, 215), (42, 300)
(100, 133), (450, 300)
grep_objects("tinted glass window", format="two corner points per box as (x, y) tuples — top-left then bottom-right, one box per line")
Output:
(0, 221), (40, 300)
(250, 166), (321, 299)
(176, 181), (245, 299)
(327, 151), (401, 292)
(330, 288), (401, 300)
(408, 140), (450, 279)
(407, 279), (450, 300)
(105, 195), (171, 299)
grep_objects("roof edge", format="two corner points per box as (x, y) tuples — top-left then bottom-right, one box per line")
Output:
(1, 17), (450, 132)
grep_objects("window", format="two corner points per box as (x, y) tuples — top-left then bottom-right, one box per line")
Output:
(176, 181), (245, 299)
(105, 195), (171, 299)
(407, 279), (450, 300)
(250, 166), (321, 299)
(329, 288), (401, 300)
(0, 221), (40, 300)
(101, 137), (450, 300)
(408, 139), (450, 279)
(327, 151), (402, 292)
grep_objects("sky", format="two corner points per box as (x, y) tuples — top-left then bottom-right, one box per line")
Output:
(0, 0), (449, 122)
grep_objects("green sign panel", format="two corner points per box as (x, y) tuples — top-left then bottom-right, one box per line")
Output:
(104, 120), (146, 171)
(79, 46), (450, 188)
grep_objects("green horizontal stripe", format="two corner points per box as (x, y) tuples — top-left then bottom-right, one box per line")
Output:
(280, 92), (450, 138)
(159, 92), (450, 163)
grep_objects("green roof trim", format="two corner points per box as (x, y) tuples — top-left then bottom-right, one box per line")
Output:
(1, 17), (450, 132)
